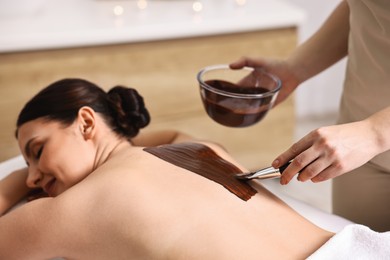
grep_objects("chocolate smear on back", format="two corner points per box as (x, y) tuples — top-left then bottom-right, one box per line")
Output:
(144, 143), (257, 201)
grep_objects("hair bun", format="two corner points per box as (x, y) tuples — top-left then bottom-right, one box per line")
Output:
(107, 86), (150, 138)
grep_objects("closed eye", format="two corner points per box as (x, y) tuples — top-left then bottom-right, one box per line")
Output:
(36, 146), (43, 159)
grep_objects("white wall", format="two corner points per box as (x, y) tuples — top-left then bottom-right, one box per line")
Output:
(284, 0), (346, 121)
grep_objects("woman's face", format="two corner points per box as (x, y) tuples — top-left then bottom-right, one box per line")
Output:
(17, 118), (96, 197)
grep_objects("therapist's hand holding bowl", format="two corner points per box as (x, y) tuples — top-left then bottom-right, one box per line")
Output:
(197, 64), (281, 128)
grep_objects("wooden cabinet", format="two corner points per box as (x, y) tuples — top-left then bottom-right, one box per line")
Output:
(0, 27), (297, 170)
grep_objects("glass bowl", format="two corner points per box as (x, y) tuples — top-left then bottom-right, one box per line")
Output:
(197, 64), (282, 127)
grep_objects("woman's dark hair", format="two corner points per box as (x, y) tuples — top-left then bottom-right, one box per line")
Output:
(16, 78), (150, 139)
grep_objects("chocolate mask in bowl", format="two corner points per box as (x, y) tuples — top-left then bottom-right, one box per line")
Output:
(197, 65), (281, 127)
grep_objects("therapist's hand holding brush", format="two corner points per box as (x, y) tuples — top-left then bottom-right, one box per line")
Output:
(271, 115), (390, 185)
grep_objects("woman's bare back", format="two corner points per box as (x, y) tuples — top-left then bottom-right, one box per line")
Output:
(0, 142), (332, 259)
(52, 142), (332, 259)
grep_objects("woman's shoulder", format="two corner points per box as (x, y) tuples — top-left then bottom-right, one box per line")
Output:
(141, 140), (248, 173)
(191, 141), (248, 172)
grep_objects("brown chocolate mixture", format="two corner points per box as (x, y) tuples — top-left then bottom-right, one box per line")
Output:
(144, 143), (257, 201)
(202, 79), (272, 127)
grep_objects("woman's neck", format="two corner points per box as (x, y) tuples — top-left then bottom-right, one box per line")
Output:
(92, 135), (130, 172)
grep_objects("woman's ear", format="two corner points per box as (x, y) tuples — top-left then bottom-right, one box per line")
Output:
(77, 106), (96, 140)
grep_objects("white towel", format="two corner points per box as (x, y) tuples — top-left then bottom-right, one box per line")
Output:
(308, 224), (390, 259)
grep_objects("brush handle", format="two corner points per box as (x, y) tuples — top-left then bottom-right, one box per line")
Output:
(235, 161), (293, 180)
(278, 161), (292, 174)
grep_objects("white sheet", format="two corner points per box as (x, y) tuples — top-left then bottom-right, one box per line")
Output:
(0, 155), (353, 232)
(0, 155), (25, 180)
(308, 224), (390, 259)
(274, 192), (353, 232)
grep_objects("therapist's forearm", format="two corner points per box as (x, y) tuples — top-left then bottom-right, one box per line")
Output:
(287, 1), (350, 83)
(366, 106), (390, 154)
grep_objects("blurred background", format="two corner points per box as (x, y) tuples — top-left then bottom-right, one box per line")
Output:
(0, 0), (345, 213)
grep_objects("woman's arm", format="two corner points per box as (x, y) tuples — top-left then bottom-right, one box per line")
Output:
(0, 168), (30, 215)
(131, 130), (194, 147)
(0, 197), (64, 259)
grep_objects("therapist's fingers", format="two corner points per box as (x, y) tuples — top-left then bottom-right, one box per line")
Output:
(229, 57), (247, 69)
(297, 156), (331, 182)
(279, 151), (319, 185)
(278, 126), (351, 184)
(273, 132), (313, 168)
(229, 56), (269, 70)
(274, 132), (322, 185)
(310, 163), (344, 183)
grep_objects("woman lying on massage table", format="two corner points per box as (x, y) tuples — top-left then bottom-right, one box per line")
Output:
(0, 78), (334, 259)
